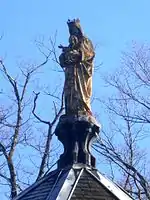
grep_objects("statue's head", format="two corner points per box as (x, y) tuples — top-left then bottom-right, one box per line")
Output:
(67, 18), (83, 38)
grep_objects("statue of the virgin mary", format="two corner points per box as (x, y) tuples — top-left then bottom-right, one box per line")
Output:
(59, 19), (95, 116)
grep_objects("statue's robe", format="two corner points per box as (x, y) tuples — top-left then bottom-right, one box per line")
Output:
(60, 37), (95, 115)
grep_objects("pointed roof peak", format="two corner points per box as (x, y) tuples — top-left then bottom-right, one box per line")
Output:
(14, 167), (133, 200)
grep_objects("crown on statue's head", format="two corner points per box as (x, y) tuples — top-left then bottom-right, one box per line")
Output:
(67, 18), (80, 26)
(67, 18), (83, 36)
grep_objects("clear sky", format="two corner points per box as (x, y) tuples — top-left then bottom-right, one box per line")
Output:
(1, 0), (150, 71)
(1, 0), (150, 103)
(0, 1), (150, 199)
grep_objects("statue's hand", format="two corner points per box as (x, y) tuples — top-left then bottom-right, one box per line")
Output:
(58, 45), (69, 53)
(58, 44), (64, 49)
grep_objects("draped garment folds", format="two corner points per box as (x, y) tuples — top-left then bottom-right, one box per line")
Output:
(59, 20), (95, 115)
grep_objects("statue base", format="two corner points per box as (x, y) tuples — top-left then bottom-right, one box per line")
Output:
(55, 114), (100, 169)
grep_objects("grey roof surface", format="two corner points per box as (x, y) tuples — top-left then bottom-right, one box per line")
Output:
(71, 170), (117, 200)
(14, 165), (134, 200)
(14, 168), (70, 200)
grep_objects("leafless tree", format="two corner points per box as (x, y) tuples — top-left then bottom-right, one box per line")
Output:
(0, 36), (64, 199)
(32, 90), (64, 180)
(94, 43), (150, 200)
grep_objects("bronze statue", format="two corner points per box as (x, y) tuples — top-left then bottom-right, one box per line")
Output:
(59, 19), (95, 116)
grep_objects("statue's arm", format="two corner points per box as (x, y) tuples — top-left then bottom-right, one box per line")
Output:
(80, 38), (95, 62)
(78, 38), (95, 77)
(58, 45), (68, 52)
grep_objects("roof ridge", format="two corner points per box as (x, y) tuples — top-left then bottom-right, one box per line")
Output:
(46, 170), (64, 200)
(14, 169), (60, 200)
(86, 169), (133, 200)
(67, 168), (84, 200)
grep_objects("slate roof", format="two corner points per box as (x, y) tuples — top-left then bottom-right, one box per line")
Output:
(14, 168), (70, 200)
(14, 164), (133, 200)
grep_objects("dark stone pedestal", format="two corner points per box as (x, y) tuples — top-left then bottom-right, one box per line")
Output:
(55, 115), (100, 169)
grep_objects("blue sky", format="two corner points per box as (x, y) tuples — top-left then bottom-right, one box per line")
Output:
(1, 0), (150, 70)
(1, 0), (150, 97)
(1, 0), (150, 115)
(0, 0), (150, 199)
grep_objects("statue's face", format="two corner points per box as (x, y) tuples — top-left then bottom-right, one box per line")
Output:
(71, 27), (79, 35)
(69, 24), (80, 37)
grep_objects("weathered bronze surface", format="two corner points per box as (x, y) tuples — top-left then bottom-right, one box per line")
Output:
(59, 19), (95, 116)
